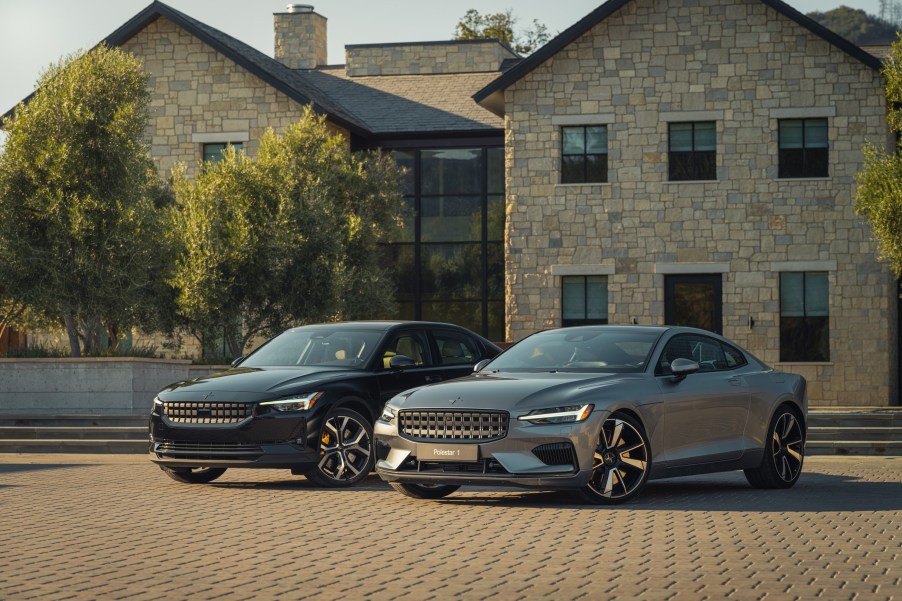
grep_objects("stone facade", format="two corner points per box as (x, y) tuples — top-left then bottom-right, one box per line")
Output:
(503, 0), (895, 405)
(346, 40), (518, 77)
(121, 17), (347, 179)
(274, 9), (327, 70)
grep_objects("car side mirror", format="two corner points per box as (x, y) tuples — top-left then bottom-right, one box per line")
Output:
(473, 359), (492, 373)
(670, 357), (700, 379)
(230, 356), (244, 368)
(389, 354), (416, 371)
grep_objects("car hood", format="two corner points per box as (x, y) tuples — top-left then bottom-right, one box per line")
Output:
(391, 371), (642, 412)
(159, 366), (363, 397)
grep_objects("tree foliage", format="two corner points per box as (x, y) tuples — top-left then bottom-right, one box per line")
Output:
(454, 8), (549, 55)
(168, 107), (404, 357)
(807, 6), (898, 45)
(855, 38), (902, 276)
(0, 45), (170, 357)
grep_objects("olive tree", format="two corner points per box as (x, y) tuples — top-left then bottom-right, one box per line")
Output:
(168, 107), (403, 357)
(0, 45), (169, 356)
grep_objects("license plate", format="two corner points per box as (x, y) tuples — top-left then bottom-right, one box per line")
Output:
(417, 443), (478, 462)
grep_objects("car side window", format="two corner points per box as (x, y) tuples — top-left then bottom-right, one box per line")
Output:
(381, 331), (430, 369)
(434, 330), (479, 365)
(658, 334), (728, 374)
(722, 343), (747, 368)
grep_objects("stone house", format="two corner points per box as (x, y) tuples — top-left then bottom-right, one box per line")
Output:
(5, 0), (898, 405)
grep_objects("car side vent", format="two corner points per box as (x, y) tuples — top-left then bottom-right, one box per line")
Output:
(532, 442), (577, 469)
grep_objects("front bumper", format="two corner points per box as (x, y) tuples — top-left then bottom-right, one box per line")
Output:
(148, 406), (322, 470)
(374, 408), (607, 490)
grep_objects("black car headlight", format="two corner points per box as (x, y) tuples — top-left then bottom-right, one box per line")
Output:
(260, 392), (323, 412)
(518, 404), (594, 424)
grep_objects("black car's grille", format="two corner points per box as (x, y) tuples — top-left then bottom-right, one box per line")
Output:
(162, 402), (252, 424)
(399, 410), (509, 442)
(154, 440), (264, 460)
(532, 442), (578, 469)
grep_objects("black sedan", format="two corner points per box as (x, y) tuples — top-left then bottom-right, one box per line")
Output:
(375, 325), (807, 504)
(149, 321), (501, 487)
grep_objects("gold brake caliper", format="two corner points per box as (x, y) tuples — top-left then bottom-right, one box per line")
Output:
(320, 431), (330, 457)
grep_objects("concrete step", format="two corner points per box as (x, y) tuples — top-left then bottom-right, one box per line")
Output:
(808, 408), (902, 428)
(807, 426), (902, 442)
(806, 440), (902, 456)
(0, 426), (146, 440)
(0, 415), (147, 428)
(0, 439), (147, 454)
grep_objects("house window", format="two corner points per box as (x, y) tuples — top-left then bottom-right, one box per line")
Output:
(562, 276), (608, 327)
(203, 142), (244, 163)
(668, 121), (716, 181)
(780, 272), (829, 362)
(779, 118), (828, 178)
(561, 126), (608, 184)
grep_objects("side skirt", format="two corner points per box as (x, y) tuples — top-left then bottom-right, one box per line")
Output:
(649, 449), (765, 480)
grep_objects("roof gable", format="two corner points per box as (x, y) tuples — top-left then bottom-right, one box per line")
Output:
(473, 0), (883, 114)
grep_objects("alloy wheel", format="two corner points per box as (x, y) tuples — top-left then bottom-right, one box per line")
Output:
(587, 417), (649, 500)
(317, 413), (372, 483)
(771, 412), (804, 482)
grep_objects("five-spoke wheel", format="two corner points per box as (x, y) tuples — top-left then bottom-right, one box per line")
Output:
(305, 407), (374, 487)
(583, 413), (650, 504)
(745, 406), (805, 489)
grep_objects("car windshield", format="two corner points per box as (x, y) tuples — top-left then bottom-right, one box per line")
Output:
(241, 328), (384, 368)
(487, 328), (660, 373)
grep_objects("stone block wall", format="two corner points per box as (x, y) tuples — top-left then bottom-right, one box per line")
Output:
(122, 16), (347, 179)
(274, 9), (327, 69)
(503, 0), (895, 405)
(346, 40), (518, 77)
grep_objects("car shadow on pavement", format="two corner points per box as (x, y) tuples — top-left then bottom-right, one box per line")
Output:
(0, 463), (88, 476)
(432, 471), (902, 512)
(209, 473), (392, 491)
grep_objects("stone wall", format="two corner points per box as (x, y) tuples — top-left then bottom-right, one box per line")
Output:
(122, 16), (347, 179)
(503, 0), (895, 405)
(0, 358), (197, 415)
(346, 40), (518, 77)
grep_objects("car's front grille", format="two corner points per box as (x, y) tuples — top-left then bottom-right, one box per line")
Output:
(154, 440), (264, 459)
(399, 410), (509, 442)
(532, 442), (578, 469)
(162, 402), (252, 424)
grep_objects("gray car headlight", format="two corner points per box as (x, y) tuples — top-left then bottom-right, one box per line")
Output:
(153, 396), (163, 409)
(379, 403), (398, 424)
(260, 392), (323, 412)
(518, 404), (594, 424)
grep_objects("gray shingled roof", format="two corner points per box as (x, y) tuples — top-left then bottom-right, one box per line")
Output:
(295, 67), (503, 135)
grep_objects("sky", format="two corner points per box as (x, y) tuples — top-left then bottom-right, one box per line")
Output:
(0, 0), (886, 128)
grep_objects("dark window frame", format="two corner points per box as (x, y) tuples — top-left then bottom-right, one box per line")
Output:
(778, 118), (829, 178)
(779, 271), (830, 362)
(561, 275), (609, 327)
(561, 125), (608, 184)
(202, 142), (244, 163)
(668, 121), (716, 181)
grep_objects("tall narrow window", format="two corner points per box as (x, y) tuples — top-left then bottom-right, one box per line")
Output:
(203, 142), (244, 163)
(779, 118), (828, 178)
(561, 126), (608, 184)
(562, 276), (608, 327)
(780, 272), (829, 362)
(668, 121), (716, 181)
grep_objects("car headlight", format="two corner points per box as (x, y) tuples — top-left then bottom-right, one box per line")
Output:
(518, 404), (594, 424)
(379, 403), (398, 424)
(152, 396), (163, 408)
(260, 392), (323, 412)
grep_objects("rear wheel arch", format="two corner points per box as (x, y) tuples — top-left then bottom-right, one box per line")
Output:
(772, 399), (806, 433)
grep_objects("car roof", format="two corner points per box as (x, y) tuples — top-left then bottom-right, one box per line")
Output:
(285, 321), (476, 333)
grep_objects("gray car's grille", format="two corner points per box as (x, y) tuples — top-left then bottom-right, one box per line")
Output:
(162, 402), (252, 424)
(399, 410), (508, 442)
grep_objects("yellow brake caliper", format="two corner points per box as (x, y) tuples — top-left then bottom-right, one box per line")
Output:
(320, 431), (330, 457)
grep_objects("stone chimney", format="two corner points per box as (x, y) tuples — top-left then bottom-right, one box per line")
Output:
(274, 4), (327, 70)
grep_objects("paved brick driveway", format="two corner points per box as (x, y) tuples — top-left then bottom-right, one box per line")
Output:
(0, 455), (899, 600)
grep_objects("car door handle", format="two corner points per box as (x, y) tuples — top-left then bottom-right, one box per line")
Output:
(425, 375), (443, 383)
(727, 377), (742, 386)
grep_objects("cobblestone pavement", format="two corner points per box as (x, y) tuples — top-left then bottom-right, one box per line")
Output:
(0, 455), (899, 600)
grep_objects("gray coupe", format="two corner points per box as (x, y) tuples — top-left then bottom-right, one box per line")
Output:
(375, 325), (807, 504)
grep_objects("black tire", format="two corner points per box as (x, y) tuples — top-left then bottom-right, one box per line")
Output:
(745, 405), (805, 489)
(582, 412), (651, 505)
(159, 465), (227, 484)
(305, 407), (375, 488)
(389, 482), (461, 499)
